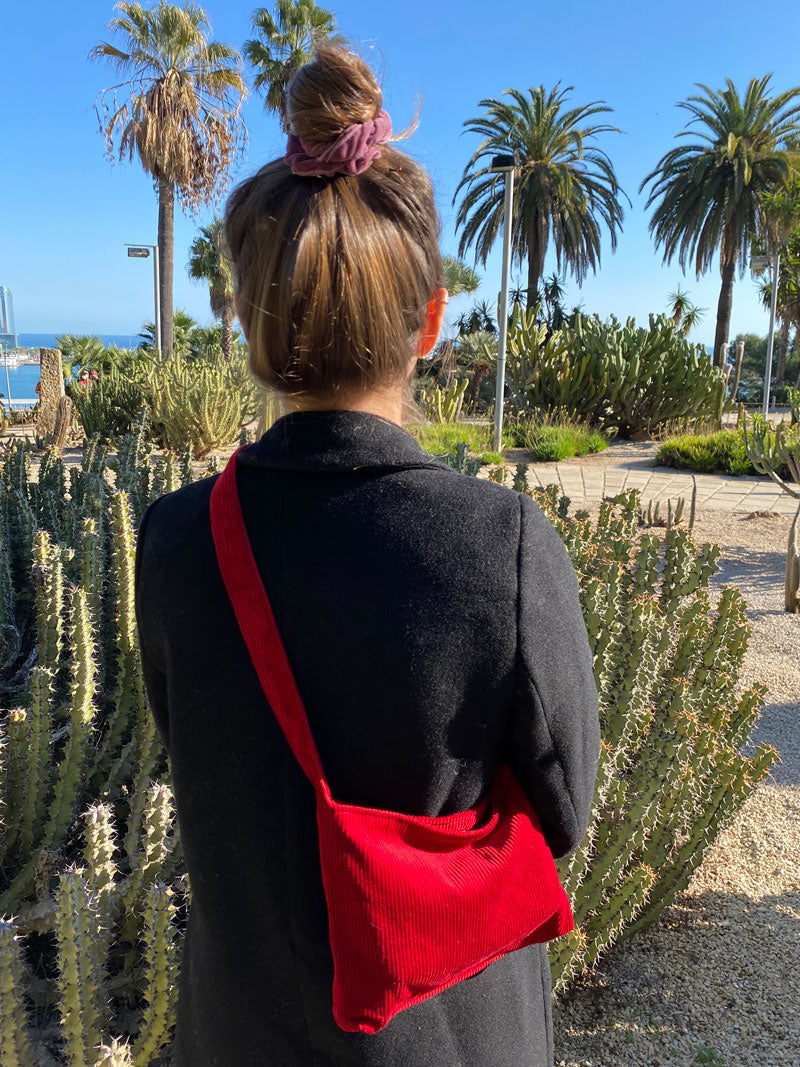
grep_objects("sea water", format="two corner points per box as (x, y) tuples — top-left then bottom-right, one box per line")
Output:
(0, 363), (41, 408)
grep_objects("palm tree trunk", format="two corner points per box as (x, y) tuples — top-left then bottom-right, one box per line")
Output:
(526, 214), (548, 310)
(222, 305), (233, 363)
(158, 176), (175, 360)
(713, 250), (736, 369)
(776, 319), (790, 388)
(467, 364), (488, 412)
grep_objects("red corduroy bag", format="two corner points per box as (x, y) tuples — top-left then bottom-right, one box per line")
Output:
(209, 446), (574, 1035)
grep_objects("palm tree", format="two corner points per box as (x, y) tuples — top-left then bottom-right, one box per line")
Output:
(758, 257), (800, 387)
(244, 0), (337, 129)
(453, 84), (627, 309)
(92, 1), (247, 359)
(457, 330), (498, 412)
(641, 76), (800, 368)
(667, 286), (706, 337)
(455, 300), (497, 337)
(441, 256), (481, 299)
(188, 217), (235, 361)
(138, 308), (197, 357)
(756, 179), (800, 387)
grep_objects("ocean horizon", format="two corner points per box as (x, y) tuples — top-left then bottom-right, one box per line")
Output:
(19, 333), (141, 350)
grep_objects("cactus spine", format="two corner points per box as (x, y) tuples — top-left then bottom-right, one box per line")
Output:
(0, 919), (36, 1067)
(55, 865), (109, 1065)
(131, 881), (180, 1066)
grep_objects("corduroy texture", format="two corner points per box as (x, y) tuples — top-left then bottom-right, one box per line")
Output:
(209, 446), (573, 1034)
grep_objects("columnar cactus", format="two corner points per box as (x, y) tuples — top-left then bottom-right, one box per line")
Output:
(94, 1038), (135, 1067)
(93, 492), (143, 790)
(145, 356), (246, 458)
(131, 881), (180, 1066)
(55, 865), (109, 1065)
(529, 488), (777, 991)
(0, 919), (36, 1067)
(417, 377), (469, 423)
(0, 587), (98, 914)
(0, 423), (778, 1062)
(82, 803), (119, 959)
(120, 783), (176, 943)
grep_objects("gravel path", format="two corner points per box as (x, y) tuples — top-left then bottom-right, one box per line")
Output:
(553, 509), (800, 1067)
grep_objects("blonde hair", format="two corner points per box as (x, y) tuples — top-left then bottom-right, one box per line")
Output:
(224, 42), (442, 412)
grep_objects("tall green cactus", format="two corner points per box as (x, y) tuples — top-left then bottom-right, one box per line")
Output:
(743, 416), (800, 612)
(145, 355), (247, 458)
(417, 377), (469, 423)
(55, 865), (110, 1065)
(0, 919), (36, 1067)
(505, 307), (727, 437)
(530, 488), (777, 991)
(0, 420), (778, 1064)
(131, 881), (180, 1067)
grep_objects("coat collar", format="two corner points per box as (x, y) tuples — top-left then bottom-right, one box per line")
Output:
(237, 409), (453, 473)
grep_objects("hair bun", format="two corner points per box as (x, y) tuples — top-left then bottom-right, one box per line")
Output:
(286, 41), (384, 143)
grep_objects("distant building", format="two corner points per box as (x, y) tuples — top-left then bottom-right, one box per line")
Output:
(0, 286), (20, 350)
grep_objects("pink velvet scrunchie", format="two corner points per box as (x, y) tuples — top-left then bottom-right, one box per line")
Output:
(285, 110), (392, 177)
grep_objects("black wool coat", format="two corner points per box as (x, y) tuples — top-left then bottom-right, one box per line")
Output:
(133, 409), (601, 1067)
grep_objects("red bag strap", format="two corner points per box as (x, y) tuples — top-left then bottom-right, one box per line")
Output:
(209, 446), (331, 798)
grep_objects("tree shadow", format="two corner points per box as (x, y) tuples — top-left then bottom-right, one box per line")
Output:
(711, 548), (789, 597)
(746, 704), (800, 785)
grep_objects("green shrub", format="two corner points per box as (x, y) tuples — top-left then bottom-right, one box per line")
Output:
(511, 418), (609, 462)
(657, 430), (755, 475)
(505, 305), (727, 437)
(657, 427), (797, 479)
(526, 426), (577, 462)
(407, 420), (514, 458)
(0, 439), (775, 1061)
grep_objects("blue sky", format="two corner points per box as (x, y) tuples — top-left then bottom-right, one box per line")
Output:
(3, 0), (800, 346)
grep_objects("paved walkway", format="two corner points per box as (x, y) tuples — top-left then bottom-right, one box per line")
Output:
(480, 443), (800, 516)
(6, 427), (799, 517)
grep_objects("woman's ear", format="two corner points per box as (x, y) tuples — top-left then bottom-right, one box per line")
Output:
(415, 288), (449, 357)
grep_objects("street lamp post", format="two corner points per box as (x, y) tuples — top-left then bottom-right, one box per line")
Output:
(126, 244), (161, 356)
(751, 250), (780, 417)
(489, 154), (517, 453)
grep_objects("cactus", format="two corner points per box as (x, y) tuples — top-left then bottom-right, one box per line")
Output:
(525, 487), (777, 991)
(417, 377), (469, 423)
(638, 492), (694, 530)
(742, 416), (800, 612)
(504, 306), (728, 437)
(131, 881), (180, 1066)
(82, 804), (119, 959)
(93, 492), (147, 791)
(70, 371), (148, 443)
(95, 1037), (135, 1066)
(120, 783), (176, 943)
(55, 865), (110, 1065)
(145, 354), (247, 458)
(0, 919), (36, 1067)
(435, 441), (482, 476)
(0, 418), (778, 1062)
(512, 463), (529, 493)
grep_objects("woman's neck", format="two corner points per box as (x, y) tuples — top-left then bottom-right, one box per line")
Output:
(280, 388), (408, 427)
